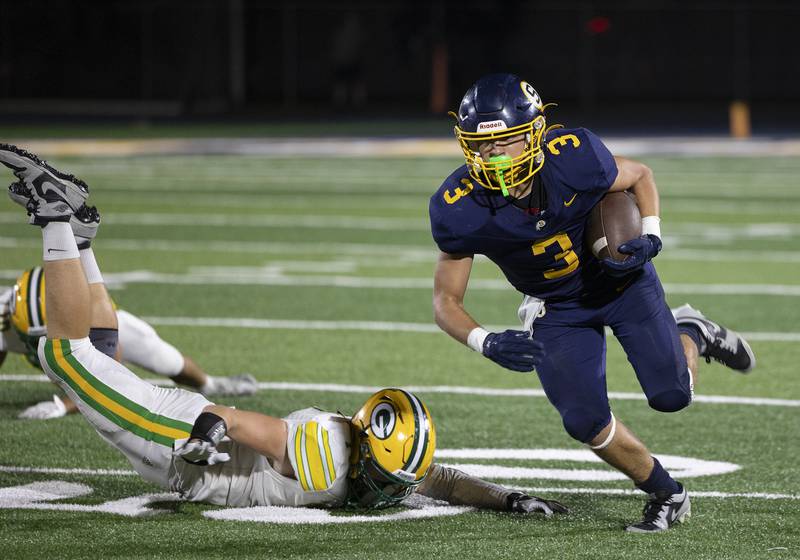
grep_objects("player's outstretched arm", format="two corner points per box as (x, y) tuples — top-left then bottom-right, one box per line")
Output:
(433, 251), (478, 343)
(434, 252), (545, 372)
(175, 404), (292, 475)
(416, 464), (568, 516)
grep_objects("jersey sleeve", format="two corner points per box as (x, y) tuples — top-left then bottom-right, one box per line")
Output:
(285, 410), (351, 494)
(548, 128), (618, 194)
(429, 196), (467, 254)
(429, 167), (474, 255)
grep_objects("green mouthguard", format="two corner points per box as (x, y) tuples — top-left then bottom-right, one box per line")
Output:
(489, 154), (513, 196)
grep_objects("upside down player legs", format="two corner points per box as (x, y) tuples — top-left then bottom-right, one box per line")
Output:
(430, 74), (756, 533)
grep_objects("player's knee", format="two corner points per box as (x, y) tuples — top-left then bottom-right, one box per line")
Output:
(89, 327), (119, 359)
(648, 389), (691, 412)
(561, 409), (609, 443)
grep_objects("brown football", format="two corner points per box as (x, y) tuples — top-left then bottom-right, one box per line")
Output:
(585, 191), (641, 262)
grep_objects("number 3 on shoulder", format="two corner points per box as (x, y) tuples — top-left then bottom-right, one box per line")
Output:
(443, 178), (475, 205)
(547, 134), (581, 156)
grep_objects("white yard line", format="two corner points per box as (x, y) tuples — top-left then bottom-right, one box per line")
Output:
(516, 486), (800, 501)
(0, 212), (430, 230)
(5, 236), (800, 264)
(106, 315), (800, 344)
(0, 464), (796, 500)
(0, 465), (137, 477)
(3, 212), (800, 238)
(4, 266), (799, 296)
(1, 375), (798, 407)
(0, 237), (436, 258)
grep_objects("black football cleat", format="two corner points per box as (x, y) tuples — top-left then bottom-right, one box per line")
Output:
(0, 144), (89, 224)
(71, 205), (101, 249)
(7, 180), (31, 208)
(673, 304), (755, 373)
(626, 484), (691, 533)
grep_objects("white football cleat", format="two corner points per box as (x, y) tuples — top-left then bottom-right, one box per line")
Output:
(201, 374), (259, 397)
(626, 484), (691, 533)
(0, 144), (89, 224)
(673, 303), (755, 373)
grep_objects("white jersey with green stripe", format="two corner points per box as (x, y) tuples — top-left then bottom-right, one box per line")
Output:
(172, 408), (351, 508)
(37, 337), (351, 509)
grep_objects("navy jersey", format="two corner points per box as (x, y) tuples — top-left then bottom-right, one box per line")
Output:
(430, 127), (619, 301)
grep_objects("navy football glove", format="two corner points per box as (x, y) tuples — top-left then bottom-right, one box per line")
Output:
(602, 234), (662, 277)
(508, 492), (570, 516)
(482, 329), (545, 372)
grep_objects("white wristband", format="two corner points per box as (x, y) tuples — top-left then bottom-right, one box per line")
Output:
(641, 215), (661, 239)
(467, 327), (490, 353)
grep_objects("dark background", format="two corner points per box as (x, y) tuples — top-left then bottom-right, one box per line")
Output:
(0, 0), (798, 133)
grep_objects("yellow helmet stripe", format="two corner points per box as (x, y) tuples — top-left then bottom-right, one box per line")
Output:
(303, 421), (329, 491)
(400, 389), (429, 476)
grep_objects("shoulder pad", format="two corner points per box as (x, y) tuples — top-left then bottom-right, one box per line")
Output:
(543, 127), (618, 193)
(286, 413), (350, 493)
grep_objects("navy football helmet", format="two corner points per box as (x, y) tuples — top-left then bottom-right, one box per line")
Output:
(452, 73), (551, 195)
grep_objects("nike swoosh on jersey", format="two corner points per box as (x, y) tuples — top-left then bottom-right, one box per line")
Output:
(563, 194), (578, 207)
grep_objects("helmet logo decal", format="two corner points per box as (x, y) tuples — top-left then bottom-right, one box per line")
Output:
(476, 120), (507, 132)
(370, 402), (396, 440)
(520, 81), (543, 109)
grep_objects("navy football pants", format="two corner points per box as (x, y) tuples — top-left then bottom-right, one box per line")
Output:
(532, 264), (692, 443)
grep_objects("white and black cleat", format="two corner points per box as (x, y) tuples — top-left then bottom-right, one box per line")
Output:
(673, 303), (755, 373)
(626, 484), (691, 533)
(0, 143), (89, 224)
(71, 205), (100, 249)
(200, 374), (259, 397)
(7, 180), (31, 208)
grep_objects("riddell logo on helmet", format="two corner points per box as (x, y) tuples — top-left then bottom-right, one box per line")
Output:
(477, 120), (507, 131)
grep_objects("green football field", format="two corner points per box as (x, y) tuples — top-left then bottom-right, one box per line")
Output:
(0, 141), (798, 559)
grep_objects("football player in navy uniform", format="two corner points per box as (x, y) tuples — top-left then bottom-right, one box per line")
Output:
(430, 73), (756, 532)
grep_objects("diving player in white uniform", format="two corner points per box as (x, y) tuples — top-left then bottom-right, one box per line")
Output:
(0, 143), (568, 514)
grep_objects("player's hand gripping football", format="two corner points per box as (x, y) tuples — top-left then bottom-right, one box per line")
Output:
(482, 329), (545, 372)
(174, 411), (230, 466)
(508, 493), (570, 516)
(601, 234), (662, 277)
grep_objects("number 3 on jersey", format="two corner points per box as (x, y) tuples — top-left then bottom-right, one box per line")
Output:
(532, 233), (579, 279)
(547, 134), (581, 155)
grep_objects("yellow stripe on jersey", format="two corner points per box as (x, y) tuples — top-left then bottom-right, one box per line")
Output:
(321, 425), (336, 484)
(51, 339), (189, 441)
(303, 421), (329, 491)
(294, 425), (310, 491)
